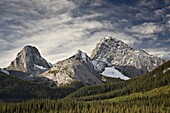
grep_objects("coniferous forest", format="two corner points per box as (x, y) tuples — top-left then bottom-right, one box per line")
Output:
(1, 0), (170, 112)
(0, 60), (170, 113)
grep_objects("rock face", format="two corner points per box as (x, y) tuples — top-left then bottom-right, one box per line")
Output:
(91, 37), (165, 78)
(7, 45), (51, 77)
(40, 50), (103, 86)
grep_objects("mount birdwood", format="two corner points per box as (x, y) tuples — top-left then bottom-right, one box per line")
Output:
(0, 37), (169, 113)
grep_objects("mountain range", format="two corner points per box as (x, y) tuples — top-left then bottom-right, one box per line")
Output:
(0, 36), (165, 87)
(91, 37), (164, 78)
(0, 53), (169, 112)
(0, 36), (170, 112)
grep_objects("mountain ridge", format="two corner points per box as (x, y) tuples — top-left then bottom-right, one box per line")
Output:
(2, 37), (165, 86)
(91, 36), (165, 78)
(40, 50), (103, 86)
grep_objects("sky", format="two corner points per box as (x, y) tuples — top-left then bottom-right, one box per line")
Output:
(0, 0), (170, 67)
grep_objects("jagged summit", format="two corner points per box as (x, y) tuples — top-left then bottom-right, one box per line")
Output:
(72, 50), (91, 63)
(91, 36), (165, 78)
(21, 45), (40, 55)
(100, 36), (131, 47)
(15, 45), (42, 63)
(7, 45), (51, 77)
(40, 50), (103, 86)
(91, 36), (134, 59)
(99, 36), (123, 44)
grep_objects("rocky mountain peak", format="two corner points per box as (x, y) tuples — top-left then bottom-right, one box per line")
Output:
(99, 36), (131, 48)
(19, 45), (40, 56)
(7, 45), (51, 77)
(91, 36), (134, 59)
(40, 50), (103, 86)
(99, 36), (120, 44)
(91, 36), (165, 78)
(72, 50), (91, 63)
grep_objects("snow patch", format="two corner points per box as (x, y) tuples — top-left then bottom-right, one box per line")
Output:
(134, 50), (140, 53)
(104, 36), (110, 40)
(34, 64), (47, 70)
(0, 68), (9, 75)
(101, 67), (129, 80)
(48, 62), (53, 67)
(153, 63), (157, 67)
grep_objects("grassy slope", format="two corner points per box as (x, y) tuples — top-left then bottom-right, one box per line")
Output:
(105, 84), (170, 103)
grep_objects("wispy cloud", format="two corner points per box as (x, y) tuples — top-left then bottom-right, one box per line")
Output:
(0, 0), (169, 67)
(145, 48), (170, 59)
(126, 22), (164, 35)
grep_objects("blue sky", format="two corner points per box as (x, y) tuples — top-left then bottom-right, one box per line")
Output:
(0, 0), (170, 67)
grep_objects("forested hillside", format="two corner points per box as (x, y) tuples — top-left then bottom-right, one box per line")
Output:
(0, 72), (83, 102)
(1, 85), (170, 113)
(0, 60), (170, 113)
(67, 60), (170, 100)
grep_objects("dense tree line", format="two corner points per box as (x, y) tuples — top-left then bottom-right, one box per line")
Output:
(0, 61), (169, 112)
(67, 60), (170, 101)
(0, 72), (83, 102)
(0, 85), (170, 113)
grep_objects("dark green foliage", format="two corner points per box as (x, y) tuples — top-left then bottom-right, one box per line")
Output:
(0, 61), (170, 113)
(0, 85), (170, 113)
(0, 72), (83, 102)
(67, 60), (170, 100)
(0, 72), (57, 102)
